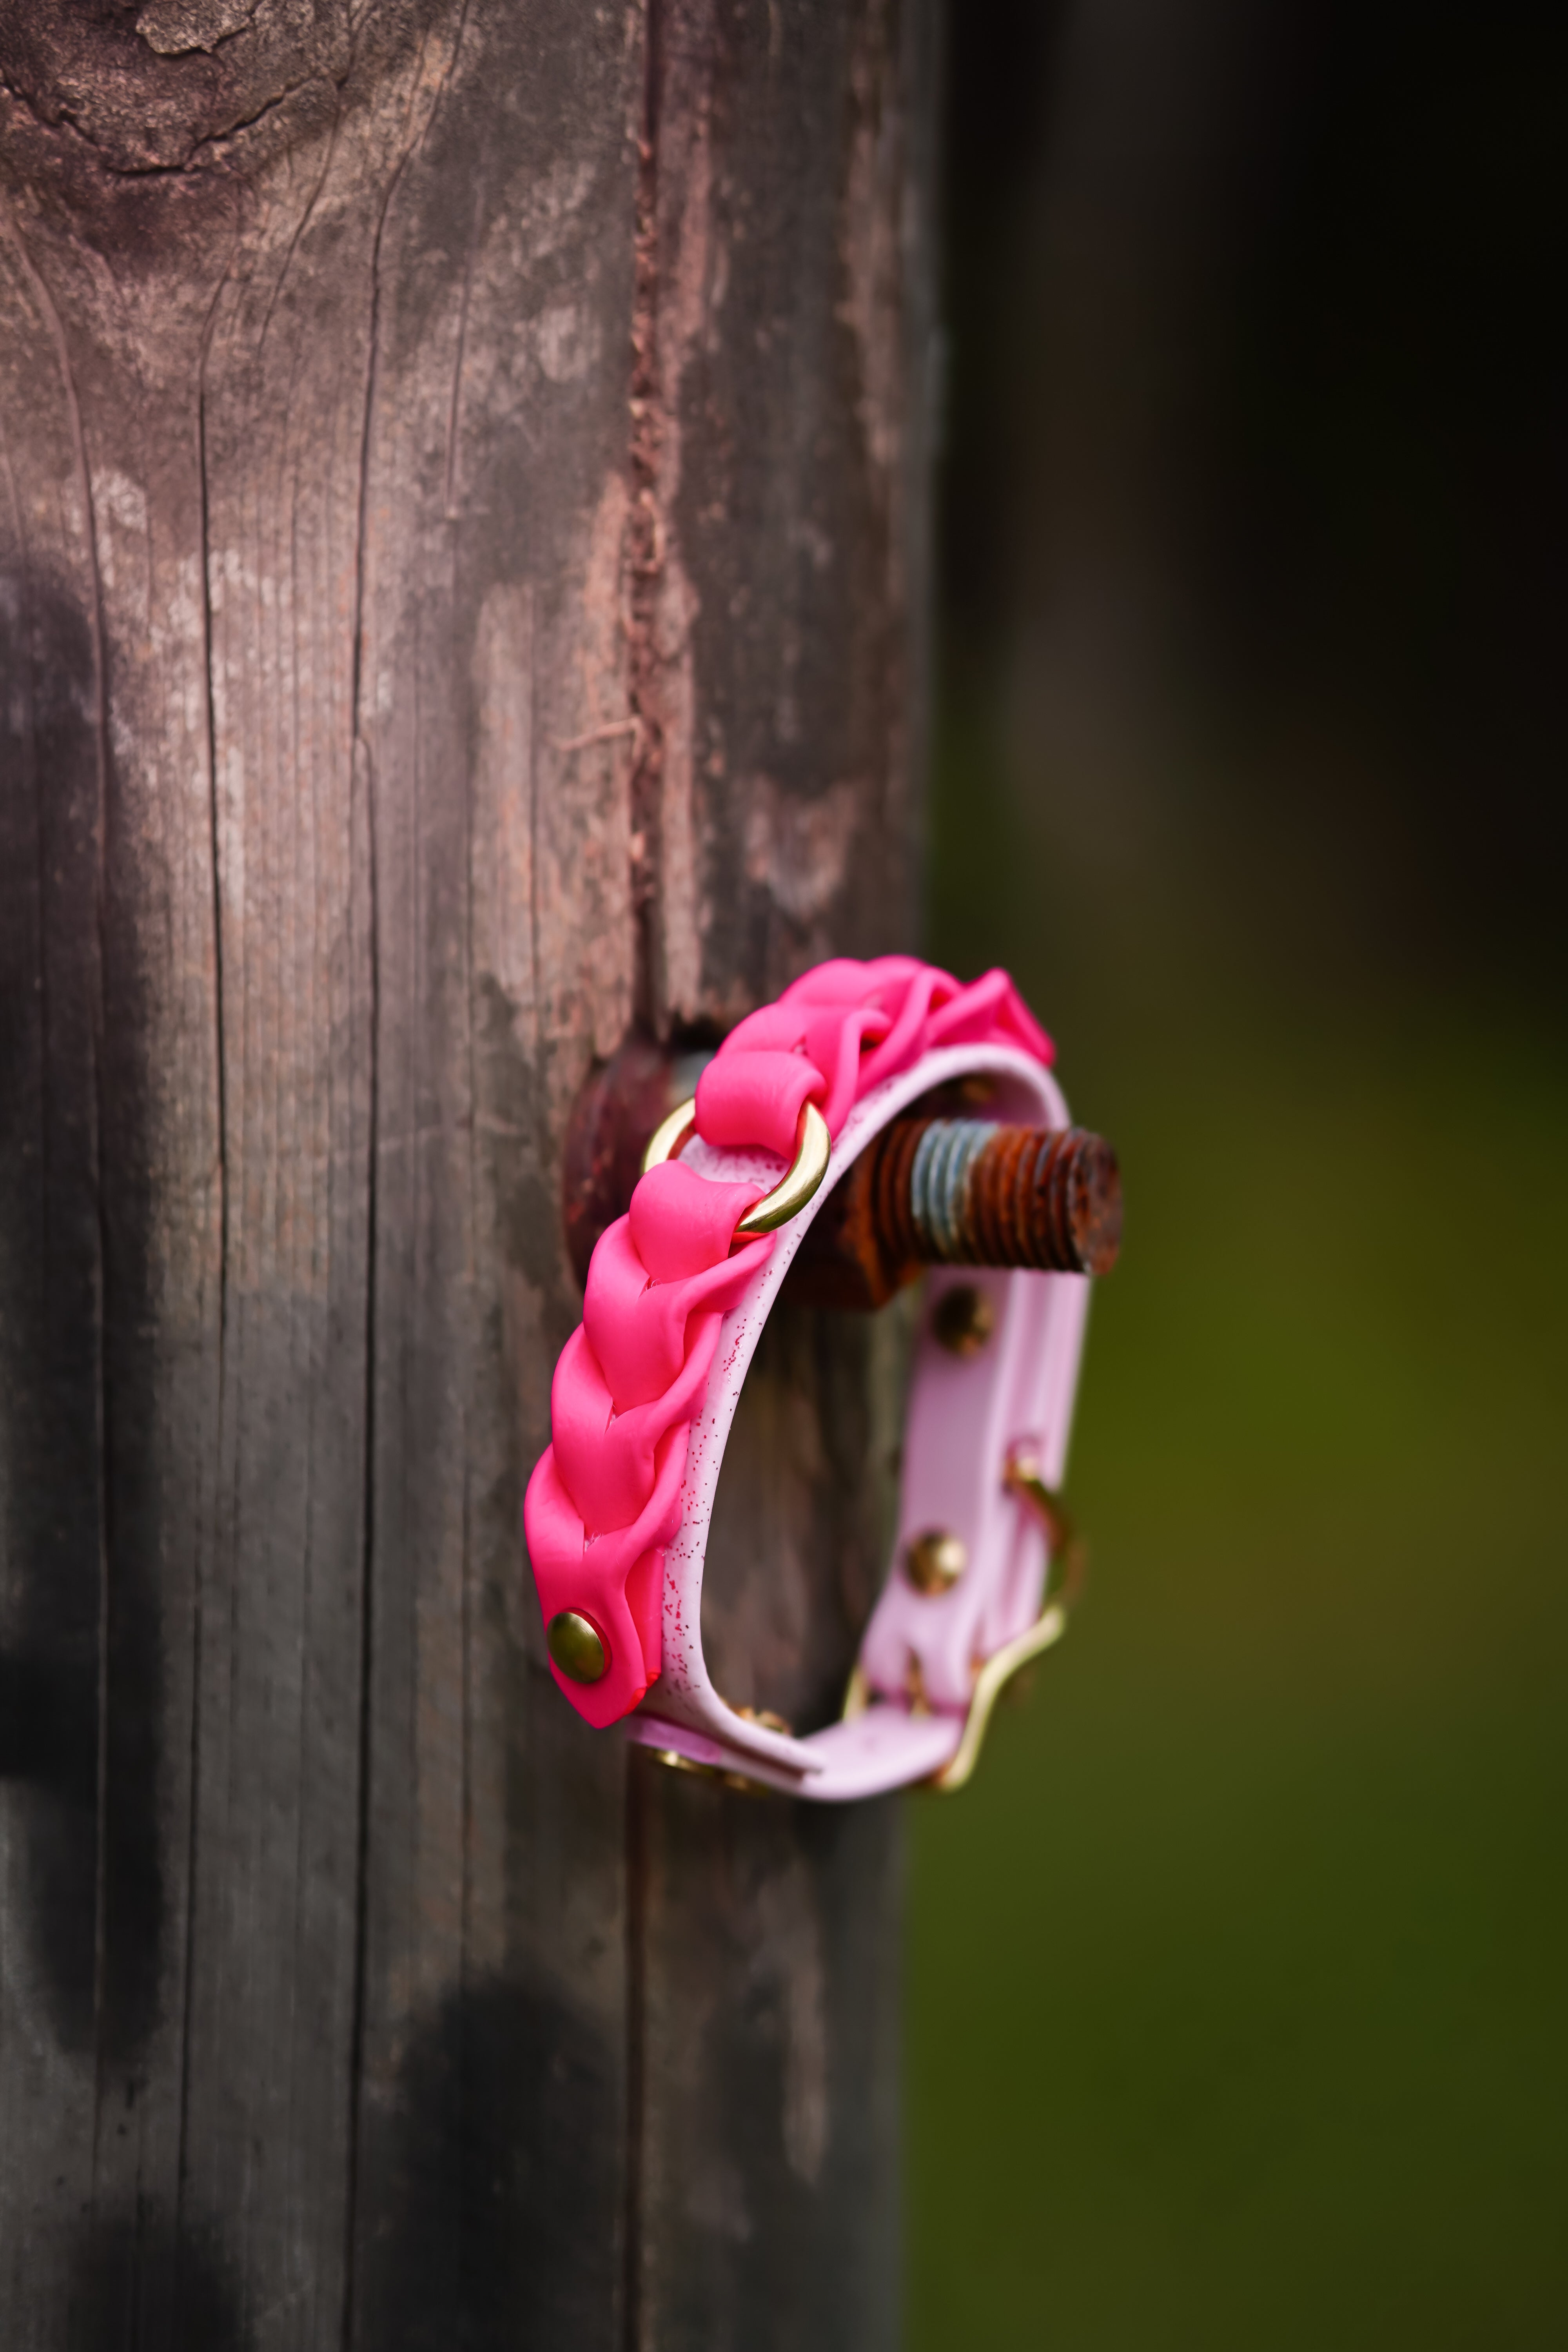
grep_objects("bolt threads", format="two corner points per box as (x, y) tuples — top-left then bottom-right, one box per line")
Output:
(872, 1119), (1121, 1278)
(785, 1115), (1122, 1310)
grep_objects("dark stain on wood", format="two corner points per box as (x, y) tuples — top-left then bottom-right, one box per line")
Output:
(0, 571), (167, 2063)
(68, 2204), (247, 2351)
(353, 1972), (620, 2351)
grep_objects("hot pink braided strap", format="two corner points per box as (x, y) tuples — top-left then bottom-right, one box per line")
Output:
(523, 956), (1090, 1799)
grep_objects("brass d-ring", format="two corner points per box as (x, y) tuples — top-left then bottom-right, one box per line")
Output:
(642, 1099), (697, 1172)
(642, 1095), (831, 1238)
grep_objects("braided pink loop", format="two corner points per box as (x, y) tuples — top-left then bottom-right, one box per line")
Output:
(523, 956), (1053, 1727)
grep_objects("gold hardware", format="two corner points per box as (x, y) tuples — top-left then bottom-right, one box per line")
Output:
(642, 1095), (832, 1238)
(837, 1577), (1078, 1791)
(928, 1454), (1085, 1791)
(645, 1745), (778, 1798)
(927, 1590), (1073, 1791)
(642, 1099), (698, 1173)
(736, 1101), (831, 1235)
(547, 1609), (608, 1684)
(644, 1695), (795, 1795)
(931, 1283), (995, 1356)
(1002, 1448), (1080, 1570)
(838, 1460), (1085, 1786)
(734, 1703), (793, 1737)
(904, 1528), (967, 1594)
(647, 1746), (724, 1783)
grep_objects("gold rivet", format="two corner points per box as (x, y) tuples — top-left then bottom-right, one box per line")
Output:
(905, 1528), (967, 1595)
(932, 1283), (995, 1356)
(548, 1610), (608, 1683)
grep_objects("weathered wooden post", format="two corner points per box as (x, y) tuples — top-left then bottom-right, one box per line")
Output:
(0, 3), (935, 2343)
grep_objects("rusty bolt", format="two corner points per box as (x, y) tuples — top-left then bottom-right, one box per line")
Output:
(786, 1117), (1122, 1309)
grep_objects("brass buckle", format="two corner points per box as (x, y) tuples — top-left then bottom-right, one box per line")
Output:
(642, 1094), (831, 1236)
(842, 1448), (1085, 1793)
(652, 1469), (1083, 1801)
(643, 1704), (794, 1799)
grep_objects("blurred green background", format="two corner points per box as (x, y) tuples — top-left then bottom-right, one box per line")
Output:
(905, 5), (1568, 2345)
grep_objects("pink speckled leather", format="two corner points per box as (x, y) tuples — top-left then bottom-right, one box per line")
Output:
(523, 957), (1085, 1793)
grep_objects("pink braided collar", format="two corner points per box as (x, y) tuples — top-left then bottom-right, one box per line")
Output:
(523, 956), (1086, 1798)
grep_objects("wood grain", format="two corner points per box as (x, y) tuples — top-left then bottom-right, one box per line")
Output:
(0, 1), (936, 2342)
(630, 13), (935, 2338)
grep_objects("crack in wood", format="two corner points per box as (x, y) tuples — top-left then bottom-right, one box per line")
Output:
(626, 4), (668, 1040)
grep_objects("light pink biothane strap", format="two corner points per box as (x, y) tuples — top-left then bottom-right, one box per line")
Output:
(523, 957), (1088, 1798)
